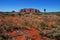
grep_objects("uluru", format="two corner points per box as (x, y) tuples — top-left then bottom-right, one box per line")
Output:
(20, 8), (40, 13)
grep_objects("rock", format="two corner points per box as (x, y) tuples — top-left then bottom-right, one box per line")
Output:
(20, 8), (40, 13)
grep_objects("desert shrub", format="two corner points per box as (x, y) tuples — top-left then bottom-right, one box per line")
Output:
(40, 22), (48, 27)
(51, 22), (57, 28)
(0, 37), (4, 40)
(37, 13), (42, 16)
(18, 13), (25, 16)
(18, 13), (21, 16)
(40, 28), (46, 35)
(56, 18), (60, 25)
(46, 28), (60, 38)
(10, 14), (15, 16)
(40, 26), (60, 38)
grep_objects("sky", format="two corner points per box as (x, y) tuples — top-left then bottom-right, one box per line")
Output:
(0, 0), (60, 12)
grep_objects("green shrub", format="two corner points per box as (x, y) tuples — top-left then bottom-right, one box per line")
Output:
(40, 22), (48, 27)
(47, 28), (60, 38)
(56, 18), (60, 25)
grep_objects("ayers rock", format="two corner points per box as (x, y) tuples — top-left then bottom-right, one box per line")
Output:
(20, 8), (40, 13)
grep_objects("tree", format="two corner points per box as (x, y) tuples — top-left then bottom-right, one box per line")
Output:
(12, 10), (15, 13)
(44, 8), (46, 13)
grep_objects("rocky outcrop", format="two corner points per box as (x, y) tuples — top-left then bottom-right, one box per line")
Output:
(20, 8), (40, 13)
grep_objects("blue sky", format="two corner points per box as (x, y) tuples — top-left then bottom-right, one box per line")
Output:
(0, 0), (60, 12)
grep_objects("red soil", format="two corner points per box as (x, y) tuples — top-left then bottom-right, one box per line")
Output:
(0, 15), (57, 40)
